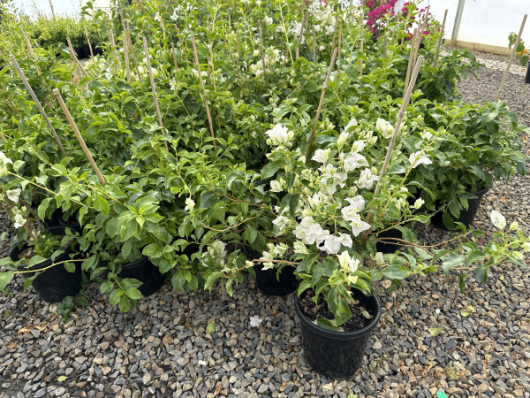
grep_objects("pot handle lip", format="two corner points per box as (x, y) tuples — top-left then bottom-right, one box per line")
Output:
(294, 293), (381, 340)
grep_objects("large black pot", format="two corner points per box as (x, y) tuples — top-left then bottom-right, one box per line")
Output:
(294, 291), (381, 378)
(247, 248), (298, 296)
(375, 228), (403, 254)
(432, 188), (489, 230)
(526, 62), (530, 84)
(118, 256), (165, 297)
(9, 227), (82, 303)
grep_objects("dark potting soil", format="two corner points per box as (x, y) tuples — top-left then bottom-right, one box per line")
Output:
(299, 288), (374, 332)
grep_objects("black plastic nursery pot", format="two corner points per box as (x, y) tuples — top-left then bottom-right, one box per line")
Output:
(294, 291), (381, 379)
(526, 63), (530, 84)
(118, 256), (165, 297)
(9, 227), (82, 303)
(247, 248), (298, 296)
(375, 228), (403, 254)
(432, 188), (489, 231)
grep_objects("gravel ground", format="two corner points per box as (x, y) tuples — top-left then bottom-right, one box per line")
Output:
(1, 51), (530, 398)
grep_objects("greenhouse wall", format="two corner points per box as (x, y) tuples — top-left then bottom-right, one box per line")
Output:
(394, 0), (530, 55)
(11, 0), (111, 17)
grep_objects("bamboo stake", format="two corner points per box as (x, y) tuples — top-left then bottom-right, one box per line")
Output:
(312, 26), (316, 62)
(48, 0), (56, 18)
(496, 14), (527, 102)
(117, 1), (127, 34)
(305, 49), (338, 162)
(258, 20), (268, 92)
(191, 35), (216, 147)
(337, 19), (342, 71)
(66, 37), (89, 78)
(404, 28), (418, 94)
(171, 43), (179, 70)
(22, 30), (41, 75)
(383, 33), (387, 58)
(109, 30), (121, 73)
(362, 56), (424, 239)
(143, 37), (169, 151)
(161, 19), (166, 40)
(173, 25), (188, 61)
(83, 25), (94, 59)
(296, 13), (305, 60)
(123, 34), (131, 83)
(126, 28), (141, 80)
(10, 55), (70, 164)
(359, 39), (364, 77)
(52, 89), (106, 186)
(434, 10), (448, 68)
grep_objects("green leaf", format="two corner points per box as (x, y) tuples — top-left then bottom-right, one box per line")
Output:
(38, 198), (52, 222)
(64, 262), (75, 273)
(316, 318), (340, 331)
(429, 327), (442, 337)
(206, 320), (216, 334)
(470, 165), (485, 181)
(381, 265), (410, 280)
(28, 256), (47, 268)
(0, 272), (14, 293)
(442, 254), (466, 274)
(245, 224), (257, 244)
(466, 250), (485, 266)
(13, 160), (24, 173)
(205, 272), (224, 291)
(106, 218), (121, 238)
(51, 250), (65, 262)
(126, 287), (143, 300)
(142, 243), (162, 258)
(109, 289), (123, 306)
(94, 195), (110, 217)
(118, 295), (131, 313)
(261, 161), (283, 179)
(57, 376), (67, 382)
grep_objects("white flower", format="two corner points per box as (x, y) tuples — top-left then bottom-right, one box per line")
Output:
(250, 316), (263, 327)
(266, 124), (292, 145)
(272, 215), (290, 232)
(421, 131), (433, 140)
(14, 213), (26, 229)
(409, 151), (432, 168)
(412, 198), (424, 209)
(321, 233), (353, 254)
(350, 217), (371, 237)
(356, 168), (378, 190)
(350, 140), (366, 153)
(185, 197), (195, 211)
(490, 210), (506, 229)
(344, 118), (358, 131)
(312, 149), (331, 163)
(376, 118), (394, 139)
(337, 251), (359, 273)
(342, 152), (368, 172)
(294, 217), (330, 245)
(341, 196), (365, 222)
(253, 49), (260, 57)
(522, 242), (530, 252)
(293, 241), (310, 254)
(510, 221), (519, 231)
(6, 189), (20, 203)
(319, 45), (326, 51)
(264, 16), (273, 25)
(371, 252), (385, 265)
(0, 151), (13, 175)
(337, 132), (350, 148)
(270, 180), (283, 192)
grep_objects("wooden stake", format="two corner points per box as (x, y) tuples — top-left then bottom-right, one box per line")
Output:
(305, 49), (338, 162)
(383, 33), (387, 58)
(126, 28), (141, 80)
(123, 34), (131, 83)
(359, 39), (364, 77)
(10, 55), (70, 165)
(66, 37), (89, 78)
(22, 30), (41, 75)
(52, 89), (106, 186)
(117, 1), (127, 34)
(362, 56), (425, 238)
(296, 13), (305, 60)
(496, 14), (527, 101)
(83, 25), (94, 59)
(258, 20), (268, 92)
(404, 28), (418, 94)
(143, 37), (169, 151)
(109, 30), (122, 72)
(48, 0), (56, 18)
(191, 35), (216, 147)
(337, 19), (342, 71)
(312, 26), (316, 62)
(434, 10), (448, 67)
(171, 43), (179, 70)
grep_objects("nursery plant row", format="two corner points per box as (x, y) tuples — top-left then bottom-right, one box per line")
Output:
(0, 0), (528, 378)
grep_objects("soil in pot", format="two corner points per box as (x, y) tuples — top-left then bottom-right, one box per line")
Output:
(118, 256), (165, 297)
(9, 226), (82, 303)
(295, 288), (381, 378)
(374, 228), (403, 254)
(246, 247), (298, 296)
(432, 188), (489, 230)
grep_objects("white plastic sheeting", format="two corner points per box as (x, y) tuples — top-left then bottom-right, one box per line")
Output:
(394, 0), (530, 50)
(10, 0), (111, 18)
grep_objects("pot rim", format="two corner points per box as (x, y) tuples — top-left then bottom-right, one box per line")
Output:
(294, 290), (381, 340)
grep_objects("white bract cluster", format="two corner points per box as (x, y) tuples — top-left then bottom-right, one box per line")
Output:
(265, 124), (294, 146)
(202, 241), (228, 271)
(0, 151), (12, 177)
(307, 0), (336, 35)
(250, 47), (285, 77)
(376, 118), (394, 139)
